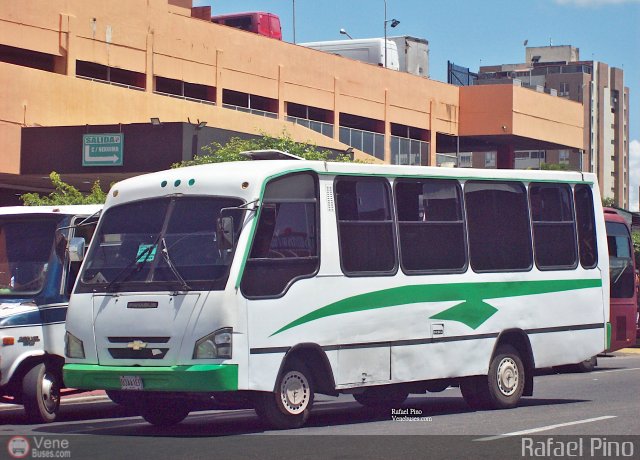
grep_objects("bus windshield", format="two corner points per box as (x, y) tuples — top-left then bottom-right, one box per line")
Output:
(78, 196), (244, 293)
(0, 215), (63, 296)
(606, 221), (635, 298)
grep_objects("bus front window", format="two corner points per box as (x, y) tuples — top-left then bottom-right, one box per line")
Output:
(78, 196), (244, 293)
(0, 216), (62, 296)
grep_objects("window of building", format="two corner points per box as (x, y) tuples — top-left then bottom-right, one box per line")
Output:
(395, 179), (466, 273)
(559, 82), (569, 97)
(464, 181), (532, 272)
(76, 60), (145, 89)
(574, 184), (598, 269)
(241, 173), (319, 298)
(530, 183), (577, 270)
(484, 152), (497, 168)
(335, 177), (396, 275)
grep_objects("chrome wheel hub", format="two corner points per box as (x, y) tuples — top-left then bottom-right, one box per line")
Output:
(279, 371), (310, 415)
(496, 357), (519, 396)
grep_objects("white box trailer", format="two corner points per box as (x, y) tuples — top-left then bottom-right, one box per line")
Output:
(388, 36), (429, 77)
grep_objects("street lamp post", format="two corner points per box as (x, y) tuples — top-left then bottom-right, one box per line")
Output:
(383, 0), (399, 68)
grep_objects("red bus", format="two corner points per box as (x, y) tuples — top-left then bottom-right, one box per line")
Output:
(604, 208), (638, 352)
(211, 12), (282, 40)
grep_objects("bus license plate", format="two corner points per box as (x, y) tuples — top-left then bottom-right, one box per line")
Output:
(119, 375), (143, 390)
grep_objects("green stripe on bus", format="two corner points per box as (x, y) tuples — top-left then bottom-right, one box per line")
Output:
(270, 278), (602, 335)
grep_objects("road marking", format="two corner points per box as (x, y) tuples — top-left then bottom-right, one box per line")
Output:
(474, 415), (617, 441)
(594, 367), (640, 374)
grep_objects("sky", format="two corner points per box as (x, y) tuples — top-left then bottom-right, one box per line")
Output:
(195, 0), (640, 209)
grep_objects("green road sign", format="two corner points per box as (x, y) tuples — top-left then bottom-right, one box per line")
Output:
(83, 133), (123, 166)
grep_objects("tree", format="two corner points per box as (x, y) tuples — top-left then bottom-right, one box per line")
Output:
(602, 197), (615, 208)
(172, 130), (352, 168)
(540, 163), (570, 171)
(20, 172), (107, 206)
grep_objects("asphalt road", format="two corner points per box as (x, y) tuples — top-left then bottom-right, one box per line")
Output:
(1, 350), (639, 459)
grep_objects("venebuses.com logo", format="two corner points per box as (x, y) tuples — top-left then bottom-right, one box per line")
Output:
(7, 436), (30, 459)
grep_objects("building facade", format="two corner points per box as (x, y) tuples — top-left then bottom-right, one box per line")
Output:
(478, 45), (630, 208)
(1, 1), (584, 205)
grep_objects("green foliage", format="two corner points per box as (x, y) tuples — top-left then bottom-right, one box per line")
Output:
(632, 231), (640, 267)
(172, 130), (352, 168)
(602, 197), (616, 208)
(20, 172), (107, 206)
(540, 163), (570, 171)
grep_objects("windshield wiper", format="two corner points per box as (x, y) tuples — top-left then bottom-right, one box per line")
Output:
(104, 236), (160, 292)
(160, 237), (191, 291)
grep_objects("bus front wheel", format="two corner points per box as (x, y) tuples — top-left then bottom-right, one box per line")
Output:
(140, 397), (190, 427)
(22, 363), (61, 423)
(254, 359), (314, 429)
(461, 344), (525, 410)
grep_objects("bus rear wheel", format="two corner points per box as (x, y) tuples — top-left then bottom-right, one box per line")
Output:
(254, 359), (314, 429)
(461, 344), (525, 410)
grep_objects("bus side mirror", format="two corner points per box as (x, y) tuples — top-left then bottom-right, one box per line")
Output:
(217, 216), (235, 251)
(68, 237), (86, 262)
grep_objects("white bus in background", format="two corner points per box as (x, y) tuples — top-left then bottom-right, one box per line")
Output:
(63, 157), (608, 428)
(0, 205), (100, 422)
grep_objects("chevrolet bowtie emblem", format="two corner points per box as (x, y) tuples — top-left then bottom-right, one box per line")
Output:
(127, 340), (147, 351)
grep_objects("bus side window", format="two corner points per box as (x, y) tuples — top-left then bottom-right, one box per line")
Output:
(529, 183), (578, 270)
(395, 178), (466, 273)
(335, 177), (396, 275)
(465, 181), (532, 272)
(574, 184), (598, 269)
(241, 172), (319, 298)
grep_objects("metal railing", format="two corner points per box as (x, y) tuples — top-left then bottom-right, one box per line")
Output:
(76, 75), (145, 91)
(339, 126), (385, 161)
(286, 116), (334, 138)
(222, 104), (278, 119)
(153, 91), (215, 105)
(391, 136), (428, 166)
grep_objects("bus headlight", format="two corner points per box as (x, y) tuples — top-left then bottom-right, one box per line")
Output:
(65, 332), (85, 359)
(193, 328), (232, 359)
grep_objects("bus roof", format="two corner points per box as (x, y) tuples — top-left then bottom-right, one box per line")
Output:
(104, 160), (596, 208)
(0, 204), (102, 216)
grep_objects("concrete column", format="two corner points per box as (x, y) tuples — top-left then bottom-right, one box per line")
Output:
(278, 65), (285, 120)
(216, 49), (224, 106)
(428, 99), (436, 166)
(384, 89), (391, 163)
(497, 144), (515, 169)
(145, 31), (154, 92)
(59, 14), (76, 76)
(333, 76), (340, 142)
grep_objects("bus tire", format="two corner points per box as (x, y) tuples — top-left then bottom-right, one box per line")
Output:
(140, 398), (190, 427)
(486, 344), (525, 409)
(22, 363), (61, 423)
(353, 387), (408, 408)
(254, 359), (314, 429)
(462, 345), (525, 410)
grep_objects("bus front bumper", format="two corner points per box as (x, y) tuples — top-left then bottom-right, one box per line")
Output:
(63, 364), (238, 392)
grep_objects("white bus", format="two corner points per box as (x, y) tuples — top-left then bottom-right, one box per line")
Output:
(0, 205), (100, 422)
(63, 158), (608, 428)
